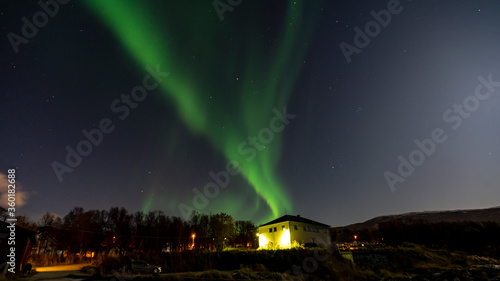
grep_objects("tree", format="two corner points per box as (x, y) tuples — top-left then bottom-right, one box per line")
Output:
(62, 207), (94, 254)
(16, 215), (37, 230)
(235, 220), (256, 247)
(63, 207), (84, 227)
(39, 212), (56, 227)
(106, 207), (132, 253)
(210, 213), (236, 251)
(132, 211), (145, 251)
(170, 216), (186, 251)
(38, 212), (61, 255)
(190, 211), (210, 249)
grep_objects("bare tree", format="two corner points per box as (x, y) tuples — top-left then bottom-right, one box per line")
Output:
(210, 213), (236, 251)
(16, 215), (37, 230)
(235, 220), (256, 247)
(39, 212), (56, 227)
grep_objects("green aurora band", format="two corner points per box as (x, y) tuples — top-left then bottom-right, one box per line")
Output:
(84, 1), (321, 222)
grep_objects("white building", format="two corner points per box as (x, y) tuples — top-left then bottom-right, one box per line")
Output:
(257, 215), (331, 248)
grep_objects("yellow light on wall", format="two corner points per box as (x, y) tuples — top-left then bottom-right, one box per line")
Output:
(279, 229), (291, 248)
(259, 234), (269, 248)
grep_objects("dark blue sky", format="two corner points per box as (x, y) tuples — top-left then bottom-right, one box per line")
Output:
(1, 0), (500, 226)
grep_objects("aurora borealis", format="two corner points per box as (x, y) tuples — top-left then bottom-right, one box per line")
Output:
(83, 0), (322, 221)
(3, 1), (500, 227)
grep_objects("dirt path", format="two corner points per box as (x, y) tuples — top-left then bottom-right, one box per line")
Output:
(21, 263), (92, 281)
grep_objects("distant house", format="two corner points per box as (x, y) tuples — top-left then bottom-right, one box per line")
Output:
(257, 215), (331, 248)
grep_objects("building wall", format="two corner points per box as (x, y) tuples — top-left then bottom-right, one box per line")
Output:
(288, 222), (331, 247)
(258, 221), (331, 248)
(258, 221), (291, 248)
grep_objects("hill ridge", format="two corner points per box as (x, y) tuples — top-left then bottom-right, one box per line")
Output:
(334, 206), (500, 231)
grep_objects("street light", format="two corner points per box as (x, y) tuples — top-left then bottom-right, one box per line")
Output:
(192, 234), (195, 249)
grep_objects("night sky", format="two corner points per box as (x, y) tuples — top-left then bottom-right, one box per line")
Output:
(2, 0), (500, 227)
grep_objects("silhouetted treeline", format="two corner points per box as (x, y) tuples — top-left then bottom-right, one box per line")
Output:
(33, 207), (257, 257)
(332, 219), (500, 258)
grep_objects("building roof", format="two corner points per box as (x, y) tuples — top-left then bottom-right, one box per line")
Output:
(259, 215), (330, 228)
(0, 221), (36, 242)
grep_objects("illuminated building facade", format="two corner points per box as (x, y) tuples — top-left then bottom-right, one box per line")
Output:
(257, 215), (331, 248)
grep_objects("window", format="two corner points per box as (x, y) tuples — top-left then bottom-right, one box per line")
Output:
(303, 226), (306, 231)
(307, 226), (311, 231)
(269, 228), (272, 233)
(282, 225), (285, 230)
(294, 225), (298, 230)
(274, 227), (277, 232)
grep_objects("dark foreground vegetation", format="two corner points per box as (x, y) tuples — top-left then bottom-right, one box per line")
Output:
(332, 220), (500, 259)
(36, 245), (497, 281)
